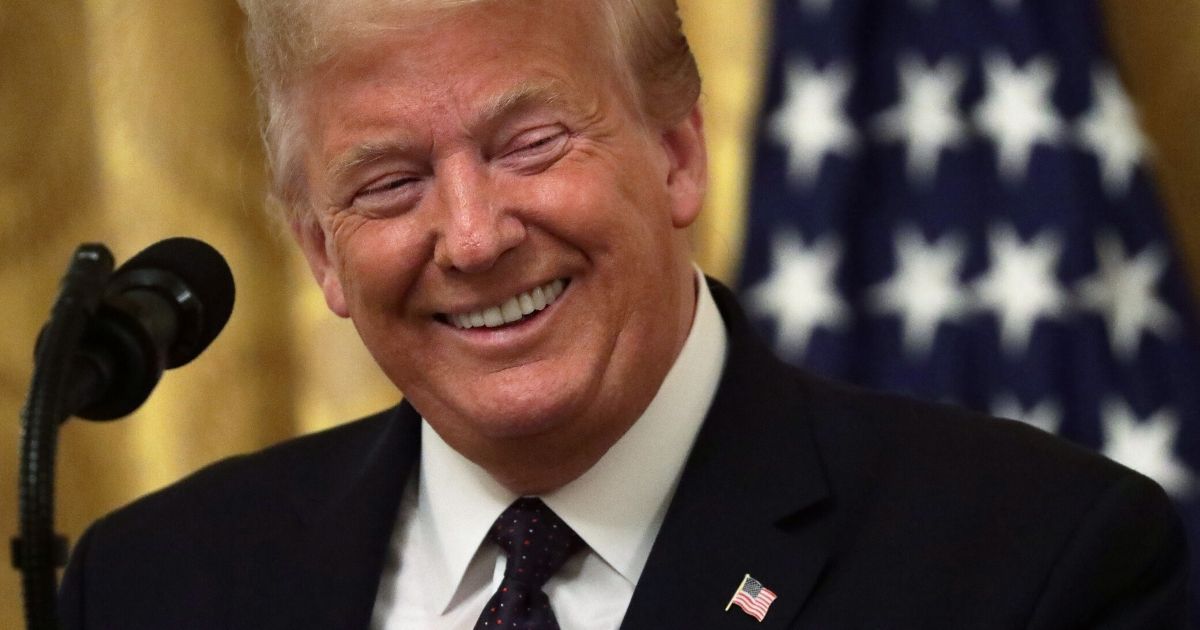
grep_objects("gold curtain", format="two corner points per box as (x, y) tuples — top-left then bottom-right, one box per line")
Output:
(0, 1), (1196, 625)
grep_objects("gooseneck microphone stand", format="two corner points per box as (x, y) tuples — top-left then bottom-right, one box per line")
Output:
(14, 244), (115, 630)
(14, 236), (235, 630)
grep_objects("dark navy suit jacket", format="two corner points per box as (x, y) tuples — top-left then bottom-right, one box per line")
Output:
(60, 281), (1188, 628)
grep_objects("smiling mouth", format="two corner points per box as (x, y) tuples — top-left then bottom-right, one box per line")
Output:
(440, 278), (568, 330)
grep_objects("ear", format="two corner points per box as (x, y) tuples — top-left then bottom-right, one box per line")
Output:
(660, 104), (708, 229)
(290, 216), (350, 318)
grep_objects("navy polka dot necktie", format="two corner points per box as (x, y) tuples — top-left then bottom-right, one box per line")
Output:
(475, 497), (585, 629)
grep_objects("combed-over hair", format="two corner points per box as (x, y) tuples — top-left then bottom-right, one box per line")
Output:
(236, 0), (702, 222)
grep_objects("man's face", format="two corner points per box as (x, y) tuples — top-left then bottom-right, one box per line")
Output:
(294, 1), (705, 473)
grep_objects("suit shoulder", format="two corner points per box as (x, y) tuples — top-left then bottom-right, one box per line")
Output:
(60, 404), (416, 627)
(786, 371), (1186, 618)
(88, 405), (406, 534)
(790, 369), (1167, 508)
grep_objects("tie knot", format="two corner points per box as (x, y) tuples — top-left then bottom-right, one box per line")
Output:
(488, 497), (583, 587)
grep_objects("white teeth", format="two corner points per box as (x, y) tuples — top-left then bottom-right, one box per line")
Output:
(447, 279), (567, 329)
(500, 296), (523, 322)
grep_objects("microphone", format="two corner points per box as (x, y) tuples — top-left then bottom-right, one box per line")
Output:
(63, 237), (236, 420)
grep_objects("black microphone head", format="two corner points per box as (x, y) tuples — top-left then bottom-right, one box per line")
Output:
(112, 237), (235, 367)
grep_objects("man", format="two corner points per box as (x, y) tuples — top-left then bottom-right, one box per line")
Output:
(60, 1), (1186, 628)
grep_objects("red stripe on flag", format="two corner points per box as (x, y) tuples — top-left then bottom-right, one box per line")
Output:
(731, 588), (777, 621)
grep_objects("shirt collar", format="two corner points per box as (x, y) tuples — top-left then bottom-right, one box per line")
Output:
(419, 270), (728, 610)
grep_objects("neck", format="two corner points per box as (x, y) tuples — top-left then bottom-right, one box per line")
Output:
(483, 419), (642, 495)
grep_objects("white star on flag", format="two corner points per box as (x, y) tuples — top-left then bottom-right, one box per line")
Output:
(869, 226), (970, 357)
(747, 230), (848, 358)
(768, 57), (858, 188)
(1075, 232), (1177, 361)
(1076, 66), (1151, 199)
(973, 53), (1065, 185)
(1101, 398), (1195, 498)
(873, 54), (968, 187)
(992, 394), (1062, 434)
(972, 224), (1068, 356)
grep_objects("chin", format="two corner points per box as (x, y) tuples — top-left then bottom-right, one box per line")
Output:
(454, 354), (599, 430)
(460, 386), (588, 440)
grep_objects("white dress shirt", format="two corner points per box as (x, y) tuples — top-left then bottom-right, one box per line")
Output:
(371, 273), (728, 629)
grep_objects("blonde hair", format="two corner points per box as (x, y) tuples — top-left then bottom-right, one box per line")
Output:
(237, 0), (701, 221)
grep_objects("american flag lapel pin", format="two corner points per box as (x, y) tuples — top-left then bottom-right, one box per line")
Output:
(725, 573), (778, 622)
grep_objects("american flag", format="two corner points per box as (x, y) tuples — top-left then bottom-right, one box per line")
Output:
(728, 574), (778, 622)
(738, 0), (1200, 616)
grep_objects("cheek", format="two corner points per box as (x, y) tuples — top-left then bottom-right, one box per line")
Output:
(525, 154), (668, 249)
(331, 216), (427, 315)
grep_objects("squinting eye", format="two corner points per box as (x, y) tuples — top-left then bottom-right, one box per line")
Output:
(500, 127), (568, 169)
(351, 175), (422, 212)
(519, 132), (564, 152)
(361, 177), (416, 197)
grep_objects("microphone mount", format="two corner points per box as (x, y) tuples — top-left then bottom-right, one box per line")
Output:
(14, 243), (114, 630)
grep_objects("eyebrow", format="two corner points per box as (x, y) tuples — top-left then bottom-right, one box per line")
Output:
(328, 138), (422, 184)
(474, 79), (572, 127)
(327, 79), (578, 182)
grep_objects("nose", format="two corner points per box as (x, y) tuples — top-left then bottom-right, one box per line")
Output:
(432, 158), (526, 273)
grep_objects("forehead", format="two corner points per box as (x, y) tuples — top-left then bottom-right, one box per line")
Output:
(312, 2), (612, 92)
(304, 3), (616, 130)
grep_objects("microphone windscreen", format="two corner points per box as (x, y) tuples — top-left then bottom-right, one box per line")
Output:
(116, 237), (236, 364)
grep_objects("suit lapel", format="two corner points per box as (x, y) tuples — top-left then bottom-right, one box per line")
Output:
(282, 402), (422, 629)
(621, 281), (834, 629)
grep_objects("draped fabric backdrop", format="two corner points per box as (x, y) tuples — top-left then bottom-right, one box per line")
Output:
(0, 1), (1195, 626)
